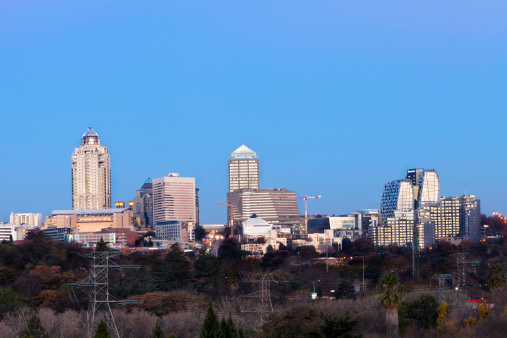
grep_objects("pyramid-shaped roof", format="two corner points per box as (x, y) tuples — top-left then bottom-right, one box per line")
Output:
(230, 144), (257, 160)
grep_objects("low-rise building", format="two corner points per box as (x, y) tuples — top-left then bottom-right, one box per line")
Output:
(74, 231), (117, 248)
(241, 230), (289, 255)
(44, 208), (134, 232)
(242, 214), (278, 238)
(292, 229), (342, 253)
(155, 221), (189, 243)
(42, 227), (73, 243)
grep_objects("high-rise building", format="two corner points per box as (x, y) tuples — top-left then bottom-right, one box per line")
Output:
(133, 178), (153, 227)
(10, 212), (43, 227)
(227, 188), (303, 231)
(152, 173), (196, 224)
(380, 180), (414, 224)
(416, 170), (440, 209)
(228, 145), (259, 192)
(71, 127), (111, 210)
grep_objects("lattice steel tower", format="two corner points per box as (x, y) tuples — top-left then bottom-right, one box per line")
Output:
(69, 251), (137, 338)
(240, 272), (280, 328)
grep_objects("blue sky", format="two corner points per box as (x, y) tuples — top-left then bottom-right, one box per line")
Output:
(1, 1), (506, 224)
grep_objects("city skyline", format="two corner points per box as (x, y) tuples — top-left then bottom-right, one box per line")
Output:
(2, 2), (506, 223)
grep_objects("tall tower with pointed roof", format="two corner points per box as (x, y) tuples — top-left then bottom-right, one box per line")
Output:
(228, 145), (259, 192)
(71, 127), (111, 210)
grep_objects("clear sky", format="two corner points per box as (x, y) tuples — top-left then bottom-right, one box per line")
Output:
(1, 1), (506, 224)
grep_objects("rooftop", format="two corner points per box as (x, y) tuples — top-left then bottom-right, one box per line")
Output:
(230, 144), (257, 160)
(52, 209), (128, 215)
(81, 127), (100, 145)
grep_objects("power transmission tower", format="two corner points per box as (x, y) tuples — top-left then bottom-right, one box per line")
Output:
(455, 253), (467, 296)
(431, 274), (452, 303)
(68, 251), (138, 338)
(240, 272), (285, 328)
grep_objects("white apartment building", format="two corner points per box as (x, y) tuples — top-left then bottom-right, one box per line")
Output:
(10, 212), (43, 227)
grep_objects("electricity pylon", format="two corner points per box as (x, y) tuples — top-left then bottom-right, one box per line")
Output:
(431, 274), (453, 303)
(68, 251), (138, 338)
(240, 272), (285, 328)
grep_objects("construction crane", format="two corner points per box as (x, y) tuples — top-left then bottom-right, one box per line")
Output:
(218, 202), (234, 237)
(297, 195), (321, 235)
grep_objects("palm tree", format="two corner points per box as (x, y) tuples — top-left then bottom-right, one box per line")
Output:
(376, 272), (402, 337)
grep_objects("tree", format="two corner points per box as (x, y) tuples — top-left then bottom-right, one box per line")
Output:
(0, 287), (23, 318)
(478, 302), (491, 322)
(200, 302), (221, 338)
(221, 314), (239, 338)
(96, 237), (109, 251)
(152, 320), (165, 338)
(436, 301), (452, 331)
(94, 320), (110, 338)
(342, 238), (352, 254)
(399, 295), (438, 330)
(335, 280), (356, 300)
(376, 272), (402, 337)
(21, 315), (49, 338)
(488, 264), (506, 290)
(320, 313), (361, 338)
(218, 238), (246, 260)
(195, 225), (206, 242)
(261, 251), (283, 271)
(165, 243), (193, 290)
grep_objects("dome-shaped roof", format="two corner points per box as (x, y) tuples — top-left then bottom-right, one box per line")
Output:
(230, 144), (257, 160)
(81, 127), (100, 145)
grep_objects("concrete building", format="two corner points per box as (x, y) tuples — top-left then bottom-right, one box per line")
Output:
(72, 127), (111, 210)
(242, 214), (278, 238)
(292, 229), (343, 253)
(44, 208), (134, 233)
(133, 178), (153, 227)
(152, 173), (196, 224)
(74, 231), (117, 248)
(227, 188), (303, 231)
(0, 223), (25, 242)
(41, 227), (73, 243)
(229, 145), (259, 192)
(308, 211), (379, 235)
(241, 230), (289, 255)
(155, 221), (189, 242)
(10, 212), (43, 227)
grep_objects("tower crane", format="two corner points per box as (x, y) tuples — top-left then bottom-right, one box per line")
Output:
(296, 195), (321, 235)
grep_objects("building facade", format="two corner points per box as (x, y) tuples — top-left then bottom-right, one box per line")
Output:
(152, 173), (196, 224)
(227, 188), (303, 231)
(10, 212), (43, 227)
(72, 127), (111, 210)
(228, 145), (259, 192)
(155, 221), (189, 242)
(133, 178), (153, 227)
(380, 180), (414, 224)
(44, 208), (134, 233)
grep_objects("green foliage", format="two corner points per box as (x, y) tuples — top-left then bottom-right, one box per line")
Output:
(200, 302), (221, 338)
(335, 280), (356, 300)
(21, 315), (49, 338)
(95, 237), (109, 252)
(165, 243), (193, 290)
(398, 295), (438, 330)
(150, 243), (193, 292)
(0, 287), (23, 318)
(261, 252), (283, 271)
(376, 272), (402, 310)
(94, 320), (110, 338)
(487, 264), (506, 290)
(320, 313), (362, 338)
(194, 225), (206, 242)
(218, 238), (246, 260)
(152, 320), (165, 338)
